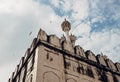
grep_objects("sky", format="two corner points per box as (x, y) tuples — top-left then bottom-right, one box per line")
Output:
(0, 0), (120, 82)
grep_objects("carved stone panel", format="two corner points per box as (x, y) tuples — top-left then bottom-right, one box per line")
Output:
(43, 72), (60, 82)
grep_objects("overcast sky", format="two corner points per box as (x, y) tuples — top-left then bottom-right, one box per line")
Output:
(0, 0), (120, 82)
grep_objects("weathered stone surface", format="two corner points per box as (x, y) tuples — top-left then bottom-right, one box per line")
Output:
(96, 54), (107, 66)
(13, 65), (19, 79)
(18, 57), (24, 71)
(74, 45), (86, 58)
(30, 38), (37, 52)
(115, 63), (120, 72)
(9, 21), (120, 82)
(37, 29), (47, 41)
(70, 34), (76, 47)
(24, 48), (30, 61)
(49, 35), (61, 48)
(62, 41), (74, 54)
(106, 72), (113, 82)
(106, 59), (117, 71)
(85, 50), (97, 62)
(19, 68), (25, 82)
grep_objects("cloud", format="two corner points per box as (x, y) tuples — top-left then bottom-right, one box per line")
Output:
(0, 0), (120, 82)
(0, 0), (64, 82)
(76, 28), (120, 62)
(71, 0), (89, 20)
(51, 0), (59, 7)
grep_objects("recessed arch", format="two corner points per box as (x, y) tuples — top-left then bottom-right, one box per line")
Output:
(43, 71), (60, 82)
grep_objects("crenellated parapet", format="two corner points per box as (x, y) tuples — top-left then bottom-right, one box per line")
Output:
(8, 19), (120, 82)
(30, 38), (37, 52)
(74, 45), (86, 58)
(18, 57), (24, 71)
(106, 59), (117, 71)
(96, 54), (107, 66)
(48, 35), (61, 48)
(24, 48), (30, 62)
(37, 28), (47, 41)
(34, 28), (120, 73)
(85, 50), (97, 62)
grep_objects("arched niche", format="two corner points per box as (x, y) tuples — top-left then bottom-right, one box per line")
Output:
(43, 71), (60, 82)
(67, 78), (77, 82)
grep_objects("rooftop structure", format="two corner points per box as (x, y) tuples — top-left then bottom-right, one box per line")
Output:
(8, 19), (120, 82)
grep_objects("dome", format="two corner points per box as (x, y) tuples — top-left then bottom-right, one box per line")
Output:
(61, 19), (71, 32)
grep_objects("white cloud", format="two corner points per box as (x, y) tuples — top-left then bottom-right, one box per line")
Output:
(62, 0), (72, 11)
(0, 0), (120, 82)
(71, 0), (89, 20)
(72, 23), (91, 36)
(51, 0), (59, 7)
(76, 28), (120, 62)
(0, 0), (63, 82)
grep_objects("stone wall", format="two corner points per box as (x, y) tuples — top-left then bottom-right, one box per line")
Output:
(8, 28), (120, 82)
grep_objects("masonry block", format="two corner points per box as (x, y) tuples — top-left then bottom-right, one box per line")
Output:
(62, 41), (74, 54)
(74, 45), (86, 58)
(30, 38), (37, 52)
(49, 35), (61, 48)
(24, 48), (30, 61)
(96, 55), (107, 66)
(85, 50), (97, 62)
(18, 57), (24, 71)
(37, 29), (47, 41)
(106, 59), (117, 71)
(115, 63), (120, 72)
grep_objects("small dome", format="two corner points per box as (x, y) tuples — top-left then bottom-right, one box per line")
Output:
(61, 19), (71, 32)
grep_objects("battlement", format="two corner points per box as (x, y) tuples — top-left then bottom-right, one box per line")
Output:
(10, 28), (120, 80)
(36, 29), (120, 73)
(8, 20), (120, 82)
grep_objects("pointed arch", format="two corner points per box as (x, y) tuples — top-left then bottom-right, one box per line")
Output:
(43, 71), (60, 82)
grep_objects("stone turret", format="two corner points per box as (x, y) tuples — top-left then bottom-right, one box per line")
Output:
(61, 19), (71, 43)
(70, 34), (76, 47)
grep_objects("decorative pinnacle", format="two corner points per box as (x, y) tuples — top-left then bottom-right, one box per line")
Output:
(61, 18), (71, 32)
(70, 34), (76, 43)
(70, 34), (76, 47)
